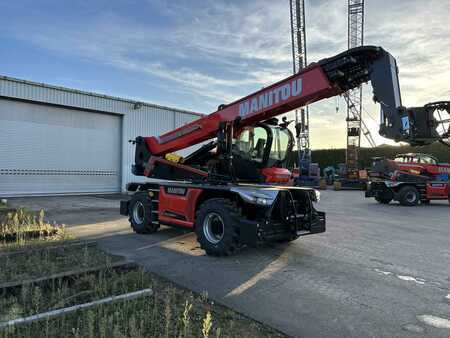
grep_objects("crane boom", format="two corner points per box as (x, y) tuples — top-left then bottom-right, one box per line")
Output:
(133, 46), (446, 177)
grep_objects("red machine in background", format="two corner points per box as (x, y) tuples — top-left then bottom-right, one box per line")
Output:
(366, 153), (450, 206)
(120, 46), (448, 256)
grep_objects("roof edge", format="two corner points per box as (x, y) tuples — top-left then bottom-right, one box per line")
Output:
(0, 75), (204, 117)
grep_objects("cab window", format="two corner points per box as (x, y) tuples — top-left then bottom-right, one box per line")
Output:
(268, 128), (290, 166)
(419, 155), (437, 164)
(234, 126), (268, 163)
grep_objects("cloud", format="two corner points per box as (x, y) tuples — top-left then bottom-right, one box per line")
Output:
(3, 2), (294, 107)
(2, 0), (450, 149)
(172, 1), (292, 64)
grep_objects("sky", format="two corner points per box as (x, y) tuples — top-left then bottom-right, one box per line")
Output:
(1, 0), (449, 149)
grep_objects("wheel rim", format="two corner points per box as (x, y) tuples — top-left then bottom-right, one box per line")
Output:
(203, 212), (225, 244)
(405, 191), (417, 203)
(132, 201), (145, 224)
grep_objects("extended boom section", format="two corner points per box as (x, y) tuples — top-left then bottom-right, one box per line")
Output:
(133, 46), (447, 178)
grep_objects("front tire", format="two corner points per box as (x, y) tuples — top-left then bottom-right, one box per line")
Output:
(398, 186), (420, 206)
(128, 193), (159, 234)
(195, 198), (241, 257)
(375, 196), (392, 204)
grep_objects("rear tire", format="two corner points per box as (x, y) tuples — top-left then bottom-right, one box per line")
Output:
(398, 186), (420, 206)
(195, 198), (241, 257)
(128, 193), (159, 234)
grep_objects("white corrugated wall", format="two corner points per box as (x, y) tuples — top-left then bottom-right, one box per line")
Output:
(0, 100), (122, 196)
(0, 75), (203, 195)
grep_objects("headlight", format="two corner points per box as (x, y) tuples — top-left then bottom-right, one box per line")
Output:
(250, 193), (273, 206)
(312, 189), (320, 202)
(385, 181), (400, 188)
(231, 188), (275, 206)
(255, 197), (270, 205)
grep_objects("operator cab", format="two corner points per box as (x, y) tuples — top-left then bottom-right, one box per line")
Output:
(232, 119), (294, 183)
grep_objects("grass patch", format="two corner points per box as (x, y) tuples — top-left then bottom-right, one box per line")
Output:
(0, 243), (122, 285)
(0, 211), (285, 338)
(0, 268), (148, 322)
(0, 268), (285, 338)
(0, 209), (68, 246)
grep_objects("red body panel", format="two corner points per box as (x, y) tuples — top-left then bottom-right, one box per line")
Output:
(396, 162), (450, 175)
(262, 167), (292, 184)
(390, 159), (450, 178)
(426, 182), (449, 199)
(145, 65), (339, 156)
(158, 215), (194, 228)
(158, 187), (202, 228)
(423, 164), (450, 176)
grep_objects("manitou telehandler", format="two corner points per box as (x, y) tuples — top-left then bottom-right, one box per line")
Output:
(366, 151), (450, 206)
(120, 46), (448, 256)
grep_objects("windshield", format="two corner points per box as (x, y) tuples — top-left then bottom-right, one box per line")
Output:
(233, 125), (291, 166)
(234, 126), (268, 163)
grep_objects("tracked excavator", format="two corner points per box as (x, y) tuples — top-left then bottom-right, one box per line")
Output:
(120, 46), (449, 256)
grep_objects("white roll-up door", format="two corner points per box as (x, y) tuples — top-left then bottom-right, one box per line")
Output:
(0, 100), (121, 196)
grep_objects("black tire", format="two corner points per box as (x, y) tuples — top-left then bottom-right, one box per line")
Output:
(128, 193), (159, 234)
(398, 186), (420, 206)
(195, 198), (241, 257)
(276, 237), (295, 244)
(375, 196), (392, 204)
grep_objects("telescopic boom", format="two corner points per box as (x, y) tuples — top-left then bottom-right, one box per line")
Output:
(133, 46), (448, 175)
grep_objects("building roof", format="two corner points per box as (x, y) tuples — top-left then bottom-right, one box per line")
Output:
(0, 75), (203, 117)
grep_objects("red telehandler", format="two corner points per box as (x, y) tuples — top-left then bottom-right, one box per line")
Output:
(120, 46), (448, 256)
(366, 151), (450, 206)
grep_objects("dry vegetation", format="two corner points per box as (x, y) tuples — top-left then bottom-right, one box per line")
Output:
(0, 243), (121, 285)
(0, 209), (286, 338)
(0, 208), (67, 245)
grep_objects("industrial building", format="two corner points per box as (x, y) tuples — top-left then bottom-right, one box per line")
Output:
(0, 75), (202, 196)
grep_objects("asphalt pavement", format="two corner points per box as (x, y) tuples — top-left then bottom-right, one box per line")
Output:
(9, 191), (450, 337)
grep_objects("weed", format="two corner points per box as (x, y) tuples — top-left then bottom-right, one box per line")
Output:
(202, 311), (213, 338)
(0, 208), (67, 247)
(182, 300), (193, 337)
(164, 287), (174, 338)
